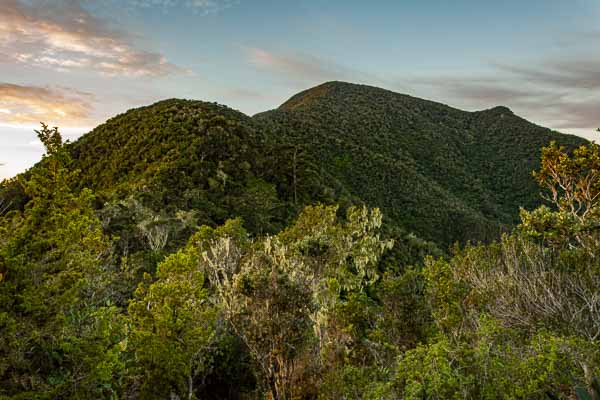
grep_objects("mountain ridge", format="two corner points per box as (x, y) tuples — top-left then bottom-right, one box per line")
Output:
(277, 81), (516, 116)
(1, 81), (587, 249)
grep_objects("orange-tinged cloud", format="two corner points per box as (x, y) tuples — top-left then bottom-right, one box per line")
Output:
(245, 47), (348, 83)
(244, 47), (384, 90)
(0, 83), (94, 127)
(0, 0), (182, 77)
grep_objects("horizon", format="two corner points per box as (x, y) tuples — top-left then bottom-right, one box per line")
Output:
(1, 0), (600, 178)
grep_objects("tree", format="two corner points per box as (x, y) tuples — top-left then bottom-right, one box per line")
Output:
(128, 250), (219, 399)
(202, 235), (314, 400)
(202, 205), (392, 399)
(278, 205), (393, 356)
(0, 194), (10, 217)
(521, 141), (600, 251)
(0, 124), (125, 398)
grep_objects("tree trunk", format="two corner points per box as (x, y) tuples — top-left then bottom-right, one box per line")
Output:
(269, 373), (280, 400)
(292, 148), (298, 206)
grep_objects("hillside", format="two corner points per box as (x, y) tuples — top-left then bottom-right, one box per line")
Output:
(254, 81), (586, 244)
(67, 100), (283, 233)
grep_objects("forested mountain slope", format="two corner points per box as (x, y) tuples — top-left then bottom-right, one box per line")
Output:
(254, 81), (586, 244)
(67, 99), (301, 234)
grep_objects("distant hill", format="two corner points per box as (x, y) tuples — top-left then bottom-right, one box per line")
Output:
(1, 81), (587, 248)
(254, 81), (586, 245)
(67, 99), (316, 235)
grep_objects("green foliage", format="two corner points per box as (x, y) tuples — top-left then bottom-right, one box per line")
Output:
(202, 205), (392, 399)
(64, 100), (317, 236)
(128, 250), (219, 399)
(0, 87), (596, 399)
(255, 81), (585, 246)
(35, 123), (64, 158)
(402, 220), (600, 397)
(394, 324), (598, 399)
(374, 269), (433, 352)
(394, 337), (476, 399)
(521, 141), (600, 252)
(572, 376), (600, 400)
(319, 365), (393, 400)
(392, 140), (600, 399)
(5, 82), (583, 250)
(0, 124), (125, 399)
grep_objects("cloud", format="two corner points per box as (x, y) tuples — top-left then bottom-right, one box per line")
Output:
(246, 47), (345, 82)
(496, 58), (600, 91)
(244, 47), (381, 87)
(554, 30), (600, 47)
(124, 0), (238, 14)
(415, 75), (600, 133)
(0, 0), (182, 77)
(411, 45), (600, 138)
(224, 88), (275, 101)
(0, 83), (95, 127)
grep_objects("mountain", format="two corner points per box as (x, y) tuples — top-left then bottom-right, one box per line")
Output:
(1, 82), (586, 248)
(66, 99), (323, 236)
(254, 81), (586, 245)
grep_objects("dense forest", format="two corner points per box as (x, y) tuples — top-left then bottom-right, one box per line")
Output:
(0, 82), (598, 399)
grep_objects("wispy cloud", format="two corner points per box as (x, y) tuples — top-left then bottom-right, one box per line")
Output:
(495, 58), (600, 91)
(244, 47), (382, 87)
(414, 76), (600, 138)
(0, 83), (95, 127)
(125, 0), (238, 14)
(0, 0), (182, 77)
(410, 34), (600, 139)
(223, 88), (277, 101)
(245, 47), (347, 82)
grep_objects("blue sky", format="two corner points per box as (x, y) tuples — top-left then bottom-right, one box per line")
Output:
(1, 0), (599, 178)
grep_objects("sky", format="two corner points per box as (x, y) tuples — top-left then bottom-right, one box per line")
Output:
(1, 0), (600, 179)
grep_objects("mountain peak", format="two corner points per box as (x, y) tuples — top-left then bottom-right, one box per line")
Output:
(277, 81), (467, 117)
(482, 105), (514, 115)
(279, 81), (340, 111)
